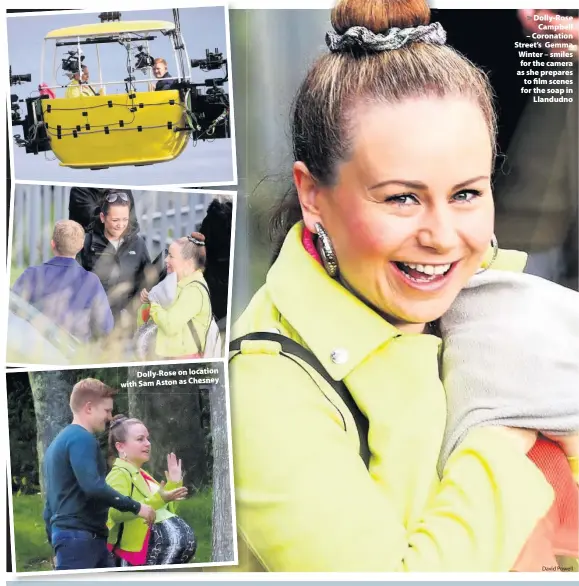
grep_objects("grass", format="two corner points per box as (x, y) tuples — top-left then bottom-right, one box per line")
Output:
(12, 493), (53, 573)
(10, 265), (25, 288)
(12, 488), (214, 572)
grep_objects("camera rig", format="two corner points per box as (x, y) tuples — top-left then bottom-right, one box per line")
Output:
(177, 48), (230, 140)
(10, 66), (51, 154)
(10, 66), (31, 124)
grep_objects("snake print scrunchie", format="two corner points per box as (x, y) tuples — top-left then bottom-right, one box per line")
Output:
(326, 22), (447, 53)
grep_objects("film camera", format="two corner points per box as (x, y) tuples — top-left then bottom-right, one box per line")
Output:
(10, 66), (32, 125)
(134, 46), (155, 71)
(10, 71), (31, 85)
(61, 50), (85, 74)
(184, 47), (230, 139)
(9, 66), (51, 154)
(191, 48), (226, 72)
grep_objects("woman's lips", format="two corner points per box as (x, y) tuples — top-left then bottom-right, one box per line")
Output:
(391, 260), (459, 291)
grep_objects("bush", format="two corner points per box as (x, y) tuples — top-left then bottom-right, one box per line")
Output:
(8, 373), (38, 493)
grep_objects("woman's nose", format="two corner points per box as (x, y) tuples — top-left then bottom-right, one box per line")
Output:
(416, 207), (460, 253)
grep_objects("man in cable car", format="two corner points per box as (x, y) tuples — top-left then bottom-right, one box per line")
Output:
(152, 58), (174, 91)
(65, 65), (101, 99)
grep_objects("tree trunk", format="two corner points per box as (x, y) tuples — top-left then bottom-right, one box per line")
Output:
(210, 363), (234, 562)
(29, 370), (77, 495)
(127, 364), (208, 491)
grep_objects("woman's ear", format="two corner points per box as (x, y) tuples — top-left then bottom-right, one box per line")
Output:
(293, 162), (325, 234)
(99, 212), (105, 224)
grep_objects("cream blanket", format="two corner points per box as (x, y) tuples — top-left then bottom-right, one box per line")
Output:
(438, 270), (579, 474)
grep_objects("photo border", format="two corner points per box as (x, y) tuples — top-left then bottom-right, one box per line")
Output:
(5, 183), (237, 369)
(5, 358), (239, 576)
(4, 2), (238, 189)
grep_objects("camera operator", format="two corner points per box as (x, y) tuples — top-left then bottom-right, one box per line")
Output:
(152, 58), (175, 91)
(66, 65), (102, 99)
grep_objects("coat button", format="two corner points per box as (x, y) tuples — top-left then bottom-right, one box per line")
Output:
(330, 348), (348, 364)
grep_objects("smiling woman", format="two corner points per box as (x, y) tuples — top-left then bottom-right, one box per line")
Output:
(225, 0), (574, 574)
(295, 97), (495, 332)
(105, 415), (196, 567)
(78, 190), (152, 323)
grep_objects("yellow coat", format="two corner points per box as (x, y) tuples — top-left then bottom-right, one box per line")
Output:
(149, 271), (211, 357)
(65, 79), (99, 99)
(225, 222), (553, 572)
(106, 458), (180, 553)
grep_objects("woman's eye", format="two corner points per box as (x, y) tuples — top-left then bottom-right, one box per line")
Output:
(385, 194), (419, 206)
(452, 189), (482, 203)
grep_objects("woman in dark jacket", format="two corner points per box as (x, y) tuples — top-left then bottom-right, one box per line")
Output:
(79, 191), (153, 321)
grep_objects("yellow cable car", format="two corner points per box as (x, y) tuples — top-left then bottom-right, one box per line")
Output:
(12, 11), (230, 170)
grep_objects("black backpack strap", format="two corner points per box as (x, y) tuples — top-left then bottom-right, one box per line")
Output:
(186, 281), (212, 352)
(188, 321), (203, 353)
(230, 332), (370, 469)
(110, 466), (135, 555)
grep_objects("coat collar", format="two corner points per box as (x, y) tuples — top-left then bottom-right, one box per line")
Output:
(111, 458), (156, 496)
(266, 222), (528, 382)
(177, 270), (206, 289)
(46, 256), (79, 267)
(267, 223), (402, 381)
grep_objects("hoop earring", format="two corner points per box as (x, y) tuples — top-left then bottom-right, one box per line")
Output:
(121, 451), (127, 460)
(476, 235), (499, 274)
(314, 222), (339, 278)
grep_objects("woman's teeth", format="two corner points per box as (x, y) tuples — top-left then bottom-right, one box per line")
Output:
(400, 262), (452, 276)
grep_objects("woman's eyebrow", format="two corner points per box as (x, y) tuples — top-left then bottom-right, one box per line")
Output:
(369, 175), (489, 191)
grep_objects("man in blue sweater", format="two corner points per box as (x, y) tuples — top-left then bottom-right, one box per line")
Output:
(43, 378), (156, 570)
(12, 220), (113, 342)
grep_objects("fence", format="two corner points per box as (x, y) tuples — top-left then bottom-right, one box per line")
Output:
(11, 184), (226, 268)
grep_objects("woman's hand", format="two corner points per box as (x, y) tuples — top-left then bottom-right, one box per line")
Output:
(140, 288), (149, 304)
(158, 481), (188, 503)
(541, 432), (579, 459)
(483, 426), (538, 454)
(165, 452), (183, 482)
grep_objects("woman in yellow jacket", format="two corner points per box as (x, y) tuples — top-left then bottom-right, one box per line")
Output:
(142, 233), (212, 359)
(225, 0), (576, 573)
(106, 415), (196, 567)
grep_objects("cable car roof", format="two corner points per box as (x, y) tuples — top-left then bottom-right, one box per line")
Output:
(45, 20), (175, 39)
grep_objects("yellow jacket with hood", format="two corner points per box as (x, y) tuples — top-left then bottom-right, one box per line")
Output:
(225, 222), (553, 572)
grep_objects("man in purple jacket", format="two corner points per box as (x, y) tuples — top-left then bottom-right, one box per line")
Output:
(12, 220), (113, 342)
